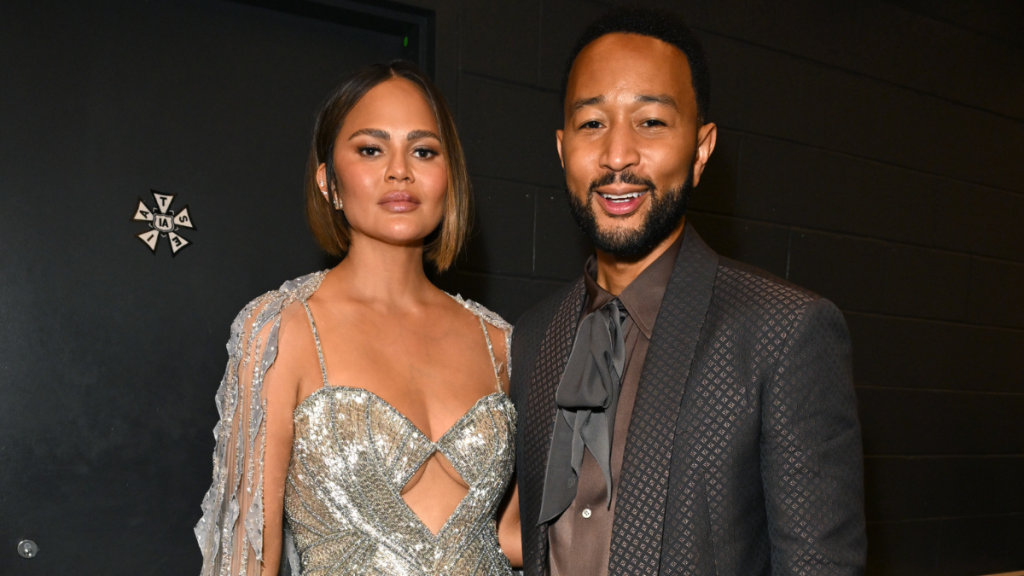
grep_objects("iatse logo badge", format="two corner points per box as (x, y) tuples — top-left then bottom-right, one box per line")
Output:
(132, 190), (195, 256)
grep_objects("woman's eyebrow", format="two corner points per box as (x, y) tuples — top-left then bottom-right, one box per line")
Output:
(407, 129), (441, 141)
(348, 128), (390, 140)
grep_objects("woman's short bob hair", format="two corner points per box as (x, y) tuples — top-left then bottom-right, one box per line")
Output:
(305, 60), (471, 272)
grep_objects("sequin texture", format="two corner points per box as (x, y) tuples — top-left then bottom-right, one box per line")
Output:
(285, 386), (516, 575)
(285, 289), (516, 575)
(197, 271), (517, 576)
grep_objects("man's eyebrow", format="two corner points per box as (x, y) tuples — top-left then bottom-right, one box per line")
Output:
(348, 128), (389, 140)
(570, 95), (605, 113)
(407, 129), (441, 141)
(636, 94), (678, 110)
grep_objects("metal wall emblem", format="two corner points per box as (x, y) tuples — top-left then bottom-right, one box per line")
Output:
(17, 539), (38, 559)
(132, 190), (195, 256)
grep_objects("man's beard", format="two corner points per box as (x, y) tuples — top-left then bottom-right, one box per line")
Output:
(566, 170), (692, 261)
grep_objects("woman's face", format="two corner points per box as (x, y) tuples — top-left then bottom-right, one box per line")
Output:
(319, 77), (447, 249)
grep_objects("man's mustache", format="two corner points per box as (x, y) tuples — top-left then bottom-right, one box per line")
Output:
(587, 171), (656, 195)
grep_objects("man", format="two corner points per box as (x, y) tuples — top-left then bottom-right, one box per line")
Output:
(509, 7), (866, 576)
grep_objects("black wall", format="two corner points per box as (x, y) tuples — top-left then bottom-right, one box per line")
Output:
(2, 0), (1021, 574)
(412, 0), (1024, 574)
(0, 1), (409, 574)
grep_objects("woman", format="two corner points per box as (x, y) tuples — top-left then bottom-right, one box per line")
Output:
(195, 61), (521, 576)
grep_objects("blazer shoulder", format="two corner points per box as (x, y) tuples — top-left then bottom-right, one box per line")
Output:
(509, 279), (583, 404)
(713, 257), (832, 322)
(514, 279), (583, 342)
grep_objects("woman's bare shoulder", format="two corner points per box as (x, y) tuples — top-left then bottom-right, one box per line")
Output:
(228, 272), (328, 403)
(227, 271), (329, 336)
(441, 292), (513, 388)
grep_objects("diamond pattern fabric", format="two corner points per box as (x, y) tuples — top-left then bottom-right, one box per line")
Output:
(511, 280), (585, 576)
(511, 225), (865, 576)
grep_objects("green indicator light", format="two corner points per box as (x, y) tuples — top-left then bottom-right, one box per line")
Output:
(403, 36), (409, 47)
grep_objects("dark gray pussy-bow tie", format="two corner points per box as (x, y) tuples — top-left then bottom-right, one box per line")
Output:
(538, 299), (626, 525)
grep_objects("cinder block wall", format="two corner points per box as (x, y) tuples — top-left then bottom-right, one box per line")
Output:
(434, 1), (1024, 573)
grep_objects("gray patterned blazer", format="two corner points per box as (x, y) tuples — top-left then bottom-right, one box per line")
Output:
(510, 225), (866, 576)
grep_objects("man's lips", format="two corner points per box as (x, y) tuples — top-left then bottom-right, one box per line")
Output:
(378, 191), (420, 212)
(593, 186), (649, 216)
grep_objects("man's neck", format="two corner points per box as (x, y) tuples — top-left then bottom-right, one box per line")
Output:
(595, 218), (685, 295)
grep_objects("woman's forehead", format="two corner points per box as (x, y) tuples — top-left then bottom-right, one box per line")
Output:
(343, 78), (439, 134)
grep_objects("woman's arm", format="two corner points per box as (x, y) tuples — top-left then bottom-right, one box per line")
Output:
(260, 362), (298, 574)
(196, 295), (299, 576)
(260, 307), (309, 575)
(486, 319), (521, 566)
(194, 294), (308, 576)
(497, 480), (522, 567)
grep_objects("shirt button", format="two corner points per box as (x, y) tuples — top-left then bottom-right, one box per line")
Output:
(581, 507), (592, 519)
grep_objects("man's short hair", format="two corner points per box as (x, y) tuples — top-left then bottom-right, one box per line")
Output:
(561, 6), (711, 122)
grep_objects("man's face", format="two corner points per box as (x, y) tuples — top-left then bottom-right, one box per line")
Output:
(557, 33), (716, 260)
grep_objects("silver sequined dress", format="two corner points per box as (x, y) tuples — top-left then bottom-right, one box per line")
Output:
(195, 271), (516, 576)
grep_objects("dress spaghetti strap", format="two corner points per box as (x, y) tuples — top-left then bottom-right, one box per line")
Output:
(477, 316), (504, 393)
(305, 296), (503, 393)
(302, 300), (330, 388)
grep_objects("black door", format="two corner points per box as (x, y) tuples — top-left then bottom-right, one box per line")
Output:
(0, 1), (418, 572)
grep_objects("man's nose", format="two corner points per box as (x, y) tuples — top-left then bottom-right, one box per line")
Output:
(599, 122), (641, 172)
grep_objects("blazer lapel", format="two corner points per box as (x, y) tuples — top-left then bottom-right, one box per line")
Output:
(522, 279), (586, 571)
(609, 224), (719, 575)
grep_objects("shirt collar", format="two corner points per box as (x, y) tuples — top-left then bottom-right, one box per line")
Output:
(582, 231), (684, 339)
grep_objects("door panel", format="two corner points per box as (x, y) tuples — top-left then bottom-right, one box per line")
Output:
(0, 1), (405, 572)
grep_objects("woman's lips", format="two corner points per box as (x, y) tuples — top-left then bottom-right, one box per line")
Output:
(594, 188), (649, 216)
(378, 191), (420, 213)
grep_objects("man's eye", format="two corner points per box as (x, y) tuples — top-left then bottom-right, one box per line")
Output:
(579, 120), (602, 130)
(640, 119), (667, 127)
(359, 146), (382, 156)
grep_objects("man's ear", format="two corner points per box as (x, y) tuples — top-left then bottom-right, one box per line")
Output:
(556, 129), (565, 169)
(690, 123), (717, 187)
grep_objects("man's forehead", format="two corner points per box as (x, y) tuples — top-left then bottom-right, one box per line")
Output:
(569, 93), (679, 114)
(566, 33), (693, 109)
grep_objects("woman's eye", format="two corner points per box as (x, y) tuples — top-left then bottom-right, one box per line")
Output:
(579, 120), (602, 130)
(413, 148), (438, 159)
(359, 146), (382, 157)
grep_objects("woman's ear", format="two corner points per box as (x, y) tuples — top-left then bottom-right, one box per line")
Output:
(316, 163), (329, 200)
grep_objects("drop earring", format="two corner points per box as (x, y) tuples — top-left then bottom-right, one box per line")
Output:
(321, 179), (342, 210)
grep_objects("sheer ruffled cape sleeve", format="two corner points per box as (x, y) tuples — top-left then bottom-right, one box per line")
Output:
(455, 295), (513, 384)
(195, 272), (326, 576)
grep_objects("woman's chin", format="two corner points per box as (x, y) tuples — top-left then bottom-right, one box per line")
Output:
(356, 229), (434, 248)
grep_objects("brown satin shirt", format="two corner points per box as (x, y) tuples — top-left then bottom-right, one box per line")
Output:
(547, 233), (683, 576)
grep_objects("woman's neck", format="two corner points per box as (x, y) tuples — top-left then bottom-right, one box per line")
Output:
(330, 235), (434, 307)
